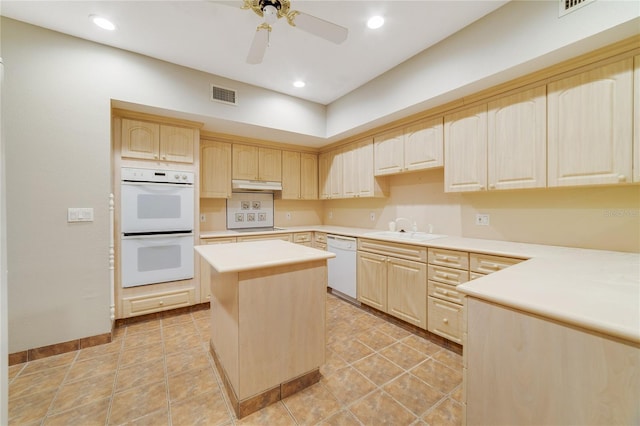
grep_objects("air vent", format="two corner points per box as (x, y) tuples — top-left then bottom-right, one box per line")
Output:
(559, 0), (596, 16)
(210, 84), (237, 105)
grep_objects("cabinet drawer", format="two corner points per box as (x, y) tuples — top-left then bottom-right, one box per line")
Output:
(428, 248), (469, 269)
(314, 232), (327, 244)
(470, 253), (524, 274)
(428, 296), (463, 344)
(123, 288), (195, 317)
(200, 236), (237, 245)
(427, 264), (469, 286)
(237, 233), (292, 242)
(314, 242), (327, 251)
(358, 238), (427, 263)
(293, 232), (313, 244)
(470, 272), (484, 280)
(428, 280), (464, 305)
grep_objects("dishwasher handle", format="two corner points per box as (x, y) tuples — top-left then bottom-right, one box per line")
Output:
(327, 235), (356, 243)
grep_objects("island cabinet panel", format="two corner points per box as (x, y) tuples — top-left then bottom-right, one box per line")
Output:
(547, 58), (633, 187)
(464, 297), (640, 425)
(199, 237), (236, 302)
(444, 104), (488, 192)
(200, 140), (232, 198)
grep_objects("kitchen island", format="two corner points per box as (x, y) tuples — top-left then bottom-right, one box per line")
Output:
(195, 240), (335, 418)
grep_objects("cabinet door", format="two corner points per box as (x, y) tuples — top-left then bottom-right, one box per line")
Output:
(387, 257), (427, 329)
(281, 151), (301, 199)
(199, 237), (236, 302)
(404, 117), (444, 171)
(330, 149), (343, 199)
(258, 147), (282, 181)
(357, 251), (387, 311)
(318, 152), (331, 200)
(232, 144), (259, 180)
(356, 138), (378, 197)
(634, 55), (640, 183)
(121, 119), (160, 161)
(488, 86), (546, 190)
(300, 153), (318, 200)
(342, 144), (358, 198)
(548, 58), (633, 187)
(444, 104), (488, 192)
(374, 129), (404, 176)
(159, 125), (195, 163)
(200, 140), (232, 198)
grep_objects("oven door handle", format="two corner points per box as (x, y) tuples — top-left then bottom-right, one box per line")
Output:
(121, 182), (193, 191)
(122, 233), (193, 243)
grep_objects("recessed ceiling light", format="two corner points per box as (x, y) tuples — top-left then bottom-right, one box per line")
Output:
(90, 15), (116, 31)
(293, 80), (306, 88)
(367, 15), (384, 30)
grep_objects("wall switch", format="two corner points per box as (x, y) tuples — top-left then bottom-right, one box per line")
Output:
(475, 213), (490, 226)
(286, 212), (291, 221)
(68, 207), (94, 223)
(200, 214), (206, 222)
(370, 212), (376, 221)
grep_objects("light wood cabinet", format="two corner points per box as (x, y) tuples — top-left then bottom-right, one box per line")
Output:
(357, 238), (428, 329)
(121, 288), (196, 317)
(293, 232), (313, 246)
(374, 117), (444, 176)
(634, 55), (640, 183)
(121, 119), (195, 163)
(343, 138), (387, 198)
(282, 151), (318, 200)
(548, 58), (634, 187)
(199, 236), (237, 302)
(313, 232), (327, 250)
(488, 86), (547, 190)
(444, 104), (488, 192)
(318, 152), (331, 200)
(236, 233), (292, 242)
(200, 140), (232, 198)
(329, 149), (343, 199)
(232, 144), (282, 181)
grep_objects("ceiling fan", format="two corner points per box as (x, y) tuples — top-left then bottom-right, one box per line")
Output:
(242, 0), (348, 64)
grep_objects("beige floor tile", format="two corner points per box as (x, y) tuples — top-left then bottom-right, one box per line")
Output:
(319, 349), (349, 378)
(9, 365), (69, 401)
(401, 334), (443, 357)
(432, 349), (463, 370)
(119, 341), (164, 367)
(124, 319), (161, 336)
(165, 347), (212, 377)
(109, 381), (167, 425)
(123, 327), (163, 349)
(328, 338), (374, 364)
(356, 328), (397, 351)
(162, 321), (199, 340)
(168, 365), (219, 402)
(379, 342), (428, 370)
(43, 397), (110, 426)
(19, 352), (77, 377)
(450, 385), (463, 403)
(376, 322), (412, 340)
(161, 313), (193, 328)
(352, 354), (404, 386)
(383, 373), (445, 416)
(75, 339), (122, 362)
(316, 409), (362, 426)
(125, 409), (170, 426)
(115, 357), (165, 392)
(163, 332), (203, 355)
(169, 389), (231, 425)
(64, 351), (119, 383)
(422, 397), (462, 426)
(283, 383), (341, 425)
(411, 359), (462, 394)
(322, 366), (376, 406)
(236, 401), (296, 425)
(8, 388), (57, 425)
(349, 390), (417, 425)
(49, 371), (115, 414)
(8, 364), (25, 381)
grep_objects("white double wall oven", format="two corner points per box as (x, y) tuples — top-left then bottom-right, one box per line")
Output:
(120, 168), (195, 288)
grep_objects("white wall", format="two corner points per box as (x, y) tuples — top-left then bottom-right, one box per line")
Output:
(0, 10), (9, 423)
(326, 0), (640, 139)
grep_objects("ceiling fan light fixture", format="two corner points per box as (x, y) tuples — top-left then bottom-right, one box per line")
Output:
(293, 80), (306, 88)
(367, 15), (384, 30)
(263, 5), (278, 24)
(90, 14), (116, 31)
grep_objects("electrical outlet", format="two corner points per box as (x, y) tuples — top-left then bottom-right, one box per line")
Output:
(475, 214), (490, 226)
(286, 212), (291, 221)
(370, 212), (376, 221)
(200, 214), (206, 222)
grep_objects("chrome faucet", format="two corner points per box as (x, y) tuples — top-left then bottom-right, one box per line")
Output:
(394, 217), (413, 233)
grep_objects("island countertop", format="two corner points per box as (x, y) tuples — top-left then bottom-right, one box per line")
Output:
(195, 239), (336, 274)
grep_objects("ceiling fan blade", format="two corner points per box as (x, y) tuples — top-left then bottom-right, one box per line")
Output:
(289, 11), (348, 44)
(247, 25), (269, 64)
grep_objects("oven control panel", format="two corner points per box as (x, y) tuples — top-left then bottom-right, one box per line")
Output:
(122, 167), (194, 185)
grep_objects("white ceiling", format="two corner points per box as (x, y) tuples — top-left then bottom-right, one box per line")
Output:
(1, 0), (509, 105)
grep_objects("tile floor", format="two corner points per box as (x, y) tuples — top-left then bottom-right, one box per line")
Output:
(8, 293), (463, 425)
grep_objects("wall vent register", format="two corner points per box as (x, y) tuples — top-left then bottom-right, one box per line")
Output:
(211, 84), (238, 105)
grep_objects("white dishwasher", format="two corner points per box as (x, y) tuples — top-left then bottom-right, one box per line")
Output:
(327, 235), (358, 301)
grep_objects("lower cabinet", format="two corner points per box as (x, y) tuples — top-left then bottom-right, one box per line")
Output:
(313, 232), (327, 250)
(293, 231), (313, 246)
(199, 236), (237, 303)
(357, 239), (428, 329)
(121, 288), (196, 318)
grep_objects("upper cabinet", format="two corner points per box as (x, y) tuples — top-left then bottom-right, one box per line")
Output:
(282, 151), (318, 200)
(121, 118), (196, 164)
(444, 104), (488, 192)
(374, 117), (444, 176)
(232, 144), (282, 181)
(634, 55), (640, 183)
(487, 85), (547, 190)
(548, 58), (634, 187)
(200, 139), (232, 198)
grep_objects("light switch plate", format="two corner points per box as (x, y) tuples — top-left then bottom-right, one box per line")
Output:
(68, 207), (94, 223)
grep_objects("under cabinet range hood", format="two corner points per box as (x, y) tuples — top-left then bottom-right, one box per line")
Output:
(232, 179), (282, 192)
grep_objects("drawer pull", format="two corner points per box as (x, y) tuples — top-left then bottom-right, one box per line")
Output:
(159, 301), (164, 306)
(483, 263), (500, 270)
(442, 290), (449, 296)
(443, 318), (449, 324)
(435, 255), (455, 262)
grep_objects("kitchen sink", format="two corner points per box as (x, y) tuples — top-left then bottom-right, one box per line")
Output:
(363, 231), (447, 242)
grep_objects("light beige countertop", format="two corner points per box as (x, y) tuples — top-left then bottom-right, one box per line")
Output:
(195, 239), (335, 274)
(200, 225), (639, 343)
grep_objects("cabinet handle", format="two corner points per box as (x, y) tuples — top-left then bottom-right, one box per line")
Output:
(154, 154), (159, 159)
(442, 290), (449, 296)
(159, 300), (164, 306)
(489, 184), (495, 189)
(443, 318), (449, 324)
(162, 155), (167, 160)
(618, 175), (626, 182)
(483, 263), (500, 270)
